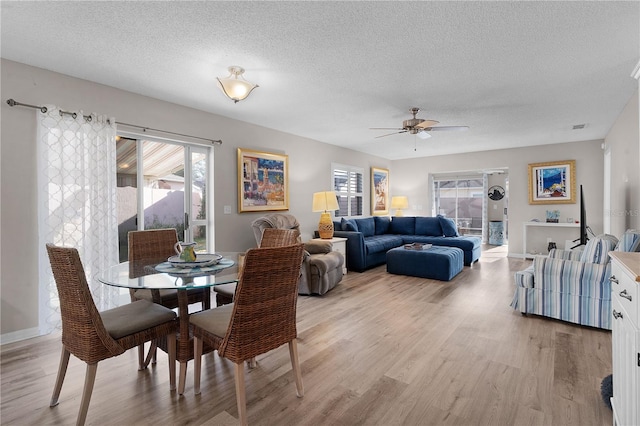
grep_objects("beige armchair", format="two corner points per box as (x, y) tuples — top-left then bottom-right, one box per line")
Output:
(253, 213), (344, 295)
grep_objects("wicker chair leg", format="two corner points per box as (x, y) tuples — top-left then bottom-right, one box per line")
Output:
(167, 332), (177, 391)
(288, 339), (304, 397)
(137, 345), (145, 370)
(234, 362), (248, 426)
(247, 357), (257, 369)
(178, 361), (188, 395)
(193, 337), (203, 394)
(50, 347), (71, 407)
(77, 363), (98, 426)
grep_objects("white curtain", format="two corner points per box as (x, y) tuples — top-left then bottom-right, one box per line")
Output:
(37, 105), (120, 334)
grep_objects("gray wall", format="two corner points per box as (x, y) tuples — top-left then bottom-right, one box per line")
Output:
(1, 58), (638, 341)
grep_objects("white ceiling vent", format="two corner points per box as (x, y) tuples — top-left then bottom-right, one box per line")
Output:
(572, 124), (587, 130)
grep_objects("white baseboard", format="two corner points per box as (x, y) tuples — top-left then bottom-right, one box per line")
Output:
(0, 327), (41, 346)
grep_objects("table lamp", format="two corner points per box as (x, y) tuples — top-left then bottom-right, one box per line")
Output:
(313, 191), (339, 239)
(391, 196), (409, 217)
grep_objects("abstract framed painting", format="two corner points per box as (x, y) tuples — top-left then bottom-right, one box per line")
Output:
(528, 160), (576, 204)
(237, 148), (289, 212)
(371, 167), (389, 216)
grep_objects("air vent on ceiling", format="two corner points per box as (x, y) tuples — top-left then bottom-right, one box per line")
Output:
(572, 124), (587, 130)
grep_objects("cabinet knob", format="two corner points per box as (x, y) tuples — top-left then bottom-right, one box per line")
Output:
(619, 289), (633, 301)
(613, 310), (623, 320)
(609, 275), (619, 285)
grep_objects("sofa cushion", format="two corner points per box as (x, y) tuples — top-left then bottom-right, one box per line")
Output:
(364, 235), (405, 254)
(390, 216), (415, 235)
(437, 215), (459, 237)
(355, 217), (375, 237)
(415, 217), (442, 236)
(341, 217), (359, 232)
(374, 216), (391, 235)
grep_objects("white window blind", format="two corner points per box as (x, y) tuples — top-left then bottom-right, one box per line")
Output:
(332, 163), (363, 217)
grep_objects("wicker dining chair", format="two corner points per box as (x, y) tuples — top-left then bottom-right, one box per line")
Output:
(192, 243), (306, 426)
(46, 244), (177, 426)
(128, 228), (211, 367)
(213, 228), (300, 306)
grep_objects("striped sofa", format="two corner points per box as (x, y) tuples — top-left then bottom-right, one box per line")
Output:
(511, 230), (640, 330)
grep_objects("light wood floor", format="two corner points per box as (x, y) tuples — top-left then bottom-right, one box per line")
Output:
(1, 245), (614, 425)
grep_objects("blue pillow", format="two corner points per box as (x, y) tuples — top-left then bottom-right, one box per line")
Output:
(415, 217), (443, 236)
(341, 217), (358, 232)
(437, 215), (459, 237)
(354, 217), (375, 237)
(389, 217), (416, 235)
(374, 216), (391, 235)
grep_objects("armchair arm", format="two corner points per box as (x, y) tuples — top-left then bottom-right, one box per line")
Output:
(533, 255), (612, 296)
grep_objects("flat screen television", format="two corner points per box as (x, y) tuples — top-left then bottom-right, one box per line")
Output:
(572, 184), (589, 248)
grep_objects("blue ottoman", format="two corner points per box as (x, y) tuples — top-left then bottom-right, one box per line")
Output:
(386, 246), (464, 281)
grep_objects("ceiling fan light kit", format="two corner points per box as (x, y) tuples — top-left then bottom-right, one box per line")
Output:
(372, 107), (469, 139)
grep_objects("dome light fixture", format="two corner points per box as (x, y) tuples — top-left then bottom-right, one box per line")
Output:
(217, 66), (259, 103)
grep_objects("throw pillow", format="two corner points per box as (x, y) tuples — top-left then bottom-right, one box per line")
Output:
(355, 217), (375, 237)
(374, 216), (391, 235)
(341, 217), (358, 232)
(437, 215), (459, 237)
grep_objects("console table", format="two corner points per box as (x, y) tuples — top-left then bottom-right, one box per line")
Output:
(522, 221), (579, 258)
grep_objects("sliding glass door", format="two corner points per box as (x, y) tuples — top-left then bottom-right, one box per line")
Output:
(433, 177), (484, 236)
(116, 136), (212, 261)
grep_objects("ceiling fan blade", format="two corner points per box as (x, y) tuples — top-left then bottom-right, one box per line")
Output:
(421, 126), (469, 132)
(374, 130), (407, 138)
(370, 127), (404, 130)
(415, 120), (440, 129)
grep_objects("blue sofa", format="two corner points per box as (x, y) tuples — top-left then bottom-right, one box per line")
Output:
(331, 216), (481, 272)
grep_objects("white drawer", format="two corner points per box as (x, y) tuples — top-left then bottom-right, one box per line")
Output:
(611, 262), (639, 327)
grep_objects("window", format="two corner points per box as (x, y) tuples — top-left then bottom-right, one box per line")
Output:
(332, 163), (363, 217)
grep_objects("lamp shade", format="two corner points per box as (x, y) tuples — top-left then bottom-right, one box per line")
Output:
(391, 196), (409, 209)
(217, 66), (258, 103)
(391, 196), (409, 217)
(312, 191), (339, 212)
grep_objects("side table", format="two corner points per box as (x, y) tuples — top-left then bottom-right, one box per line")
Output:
(312, 236), (348, 274)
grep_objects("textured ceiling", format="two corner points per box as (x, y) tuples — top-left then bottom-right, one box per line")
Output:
(1, 1), (638, 160)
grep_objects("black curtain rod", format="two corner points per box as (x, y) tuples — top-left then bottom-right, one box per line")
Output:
(6, 98), (222, 146)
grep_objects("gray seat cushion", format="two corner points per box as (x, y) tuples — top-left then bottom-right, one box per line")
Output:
(189, 303), (234, 338)
(101, 299), (176, 339)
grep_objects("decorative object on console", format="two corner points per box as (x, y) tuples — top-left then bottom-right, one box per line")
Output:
(237, 148), (288, 212)
(312, 191), (339, 239)
(217, 66), (258, 103)
(371, 167), (389, 216)
(391, 196), (409, 217)
(528, 159), (576, 204)
(545, 210), (560, 223)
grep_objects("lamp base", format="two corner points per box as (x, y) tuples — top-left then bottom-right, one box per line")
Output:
(395, 210), (404, 217)
(318, 212), (334, 239)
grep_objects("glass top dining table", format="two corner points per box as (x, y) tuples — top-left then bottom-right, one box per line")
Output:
(96, 251), (242, 395)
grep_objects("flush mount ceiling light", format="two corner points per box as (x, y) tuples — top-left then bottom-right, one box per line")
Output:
(217, 66), (259, 103)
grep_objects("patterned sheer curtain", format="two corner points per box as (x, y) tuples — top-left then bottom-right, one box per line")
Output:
(37, 105), (120, 334)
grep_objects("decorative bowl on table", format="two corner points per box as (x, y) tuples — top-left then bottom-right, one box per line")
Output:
(167, 253), (223, 268)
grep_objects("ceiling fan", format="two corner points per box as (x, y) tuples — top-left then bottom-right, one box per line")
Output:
(371, 107), (469, 139)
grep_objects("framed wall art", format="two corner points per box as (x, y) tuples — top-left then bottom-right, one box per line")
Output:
(237, 148), (289, 212)
(371, 167), (389, 216)
(528, 159), (576, 204)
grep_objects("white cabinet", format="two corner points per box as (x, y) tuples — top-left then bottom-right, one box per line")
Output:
(312, 237), (347, 274)
(610, 253), (640, 426)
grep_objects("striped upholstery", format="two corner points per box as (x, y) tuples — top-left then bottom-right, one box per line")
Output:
(579, 234), (618, 264)
(548, 248), (583, 260)
(511, 233), (631, 330)
(616, 229), (640, 252)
